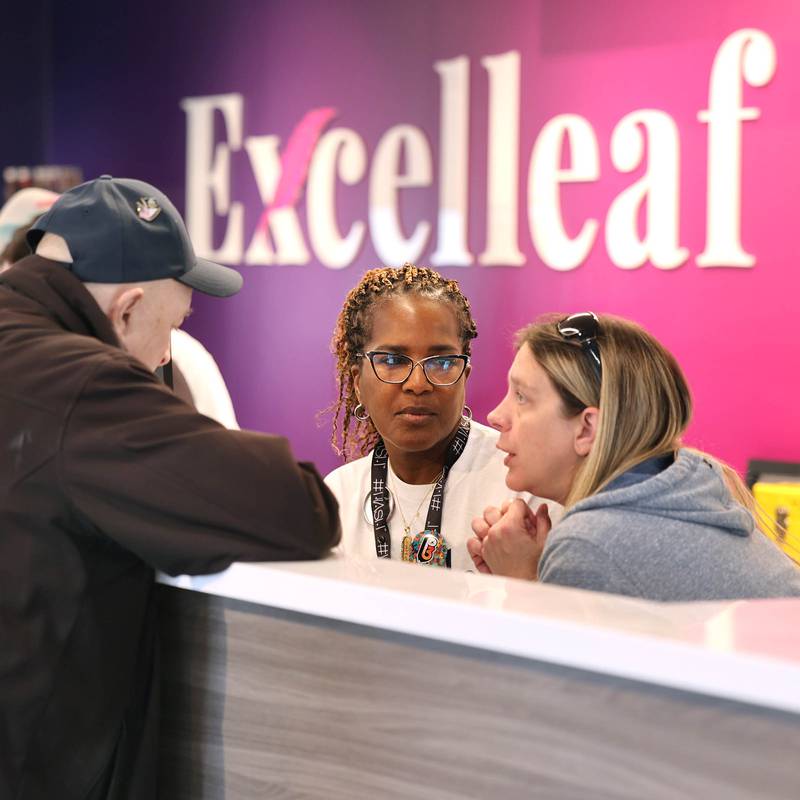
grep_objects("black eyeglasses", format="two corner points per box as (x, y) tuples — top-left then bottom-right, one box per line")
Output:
(557, 312), (602, 381)
(357, 351), (470, 386)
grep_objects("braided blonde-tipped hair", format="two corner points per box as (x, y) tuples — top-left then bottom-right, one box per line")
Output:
(327, 263), (477, 460)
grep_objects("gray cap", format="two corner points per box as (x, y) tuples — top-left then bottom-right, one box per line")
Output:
(28, 175), (242, 297)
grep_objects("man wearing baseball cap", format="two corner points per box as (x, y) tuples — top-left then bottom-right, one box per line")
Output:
(0, 175), (340, 799)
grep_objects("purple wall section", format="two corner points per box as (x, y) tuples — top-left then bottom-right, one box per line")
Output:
(42, 0), (800, 475)
(0, 0), (52, 167)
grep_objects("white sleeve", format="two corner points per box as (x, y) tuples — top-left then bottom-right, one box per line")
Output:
(170, 329), (240, 430)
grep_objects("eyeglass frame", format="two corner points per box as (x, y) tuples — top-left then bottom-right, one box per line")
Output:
(556, 312), (602, 382)
(356, 350), (470, 386)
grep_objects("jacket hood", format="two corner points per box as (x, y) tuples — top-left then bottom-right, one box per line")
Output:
(0, 254), (119, 347)
(564, 449), (753, 538)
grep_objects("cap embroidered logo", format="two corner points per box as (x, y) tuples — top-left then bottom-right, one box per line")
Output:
(135, 197), (161, 222)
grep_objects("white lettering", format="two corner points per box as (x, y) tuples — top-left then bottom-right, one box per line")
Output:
(180, 31), (773, 274)
(697, 29), (776, 268)
(306, 128), (367, 269)
(528, 114), (600, 271)
(181, 93), (244, 263)
(431, 56), (472, 267)
(480, 50), (524, 267)
(243, 136), (310, 265)
(606, 110), (689, 270)
(369, 125), (432, 265)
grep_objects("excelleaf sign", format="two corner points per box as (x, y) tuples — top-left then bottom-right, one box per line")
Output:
(182, 29), (775, 272)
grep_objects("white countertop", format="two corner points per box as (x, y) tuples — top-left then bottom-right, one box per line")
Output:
(159, 556), (800, 716)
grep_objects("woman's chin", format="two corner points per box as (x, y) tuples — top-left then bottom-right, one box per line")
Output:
(504, 469), (541, 497)
(383, 425), (454, 455)
(504, 470), (525, 492)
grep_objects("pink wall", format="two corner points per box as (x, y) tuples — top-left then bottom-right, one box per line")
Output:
(50, 0), (800, 475)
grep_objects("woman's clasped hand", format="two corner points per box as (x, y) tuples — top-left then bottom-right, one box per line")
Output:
(469, 500), (552, 580)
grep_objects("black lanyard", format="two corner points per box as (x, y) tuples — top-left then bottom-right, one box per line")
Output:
(369, 420), (470, 561)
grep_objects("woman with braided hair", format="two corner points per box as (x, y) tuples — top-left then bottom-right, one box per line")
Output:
(324, 263), (548, 570)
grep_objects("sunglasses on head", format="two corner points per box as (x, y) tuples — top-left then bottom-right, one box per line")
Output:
(557, 312), (602, 382)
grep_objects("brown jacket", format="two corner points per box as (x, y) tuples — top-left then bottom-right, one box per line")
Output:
(0, 256), (340, 799)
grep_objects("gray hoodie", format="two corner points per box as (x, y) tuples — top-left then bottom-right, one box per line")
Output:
(538, 449), (800, 601)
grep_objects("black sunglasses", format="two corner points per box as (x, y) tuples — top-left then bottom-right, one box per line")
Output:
(557, 312), (602, 381)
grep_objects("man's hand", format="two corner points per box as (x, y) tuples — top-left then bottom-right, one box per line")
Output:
(469, 501), (551, 580)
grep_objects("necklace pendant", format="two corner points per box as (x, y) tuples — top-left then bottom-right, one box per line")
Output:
(408, 530), (450, 567)
(400, 530), (450, 567)
(401, 535), (413, 562)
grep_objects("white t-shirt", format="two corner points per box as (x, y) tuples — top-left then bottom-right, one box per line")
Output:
(325, 420), (547, 571)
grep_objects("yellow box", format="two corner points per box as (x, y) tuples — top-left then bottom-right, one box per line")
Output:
(752, 482), (800, 565)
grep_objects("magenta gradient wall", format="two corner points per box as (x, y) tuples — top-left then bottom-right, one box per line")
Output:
(48, 0), (800, 475)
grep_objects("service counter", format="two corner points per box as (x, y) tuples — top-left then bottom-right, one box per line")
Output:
(157, 558), (800, 799)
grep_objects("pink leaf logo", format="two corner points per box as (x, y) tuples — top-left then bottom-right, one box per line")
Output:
(255, 107), (337, 236)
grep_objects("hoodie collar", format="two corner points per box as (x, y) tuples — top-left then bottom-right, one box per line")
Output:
(0, 254), (120, 348)
(603, 453), (675, 493)
(566, 449), (753, 538)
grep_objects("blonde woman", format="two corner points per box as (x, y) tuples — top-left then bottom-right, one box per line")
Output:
(468, 312), (800, 601)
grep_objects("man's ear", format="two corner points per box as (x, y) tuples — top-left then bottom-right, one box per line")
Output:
(107, 287), (145, 340)
(574, 406), (599, 457)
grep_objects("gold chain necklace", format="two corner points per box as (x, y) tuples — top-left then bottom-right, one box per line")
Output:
(390, 468), (443, 536)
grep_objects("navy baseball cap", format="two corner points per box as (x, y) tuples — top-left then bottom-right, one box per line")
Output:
(27, 174), (242, 297)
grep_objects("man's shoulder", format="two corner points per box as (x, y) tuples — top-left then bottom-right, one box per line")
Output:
(35, 330), (151, 388)
(5, 327), (164, 435)
(2, 326), (116, 406)
(68, 345), (173, 428)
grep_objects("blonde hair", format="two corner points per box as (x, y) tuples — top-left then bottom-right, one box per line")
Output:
(517, 313), (789, 550)
(517, 314), (693, 507)
(713, 458), (792, 556)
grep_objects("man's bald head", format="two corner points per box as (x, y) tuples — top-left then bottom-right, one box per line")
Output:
(35, 232), (193, 372)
